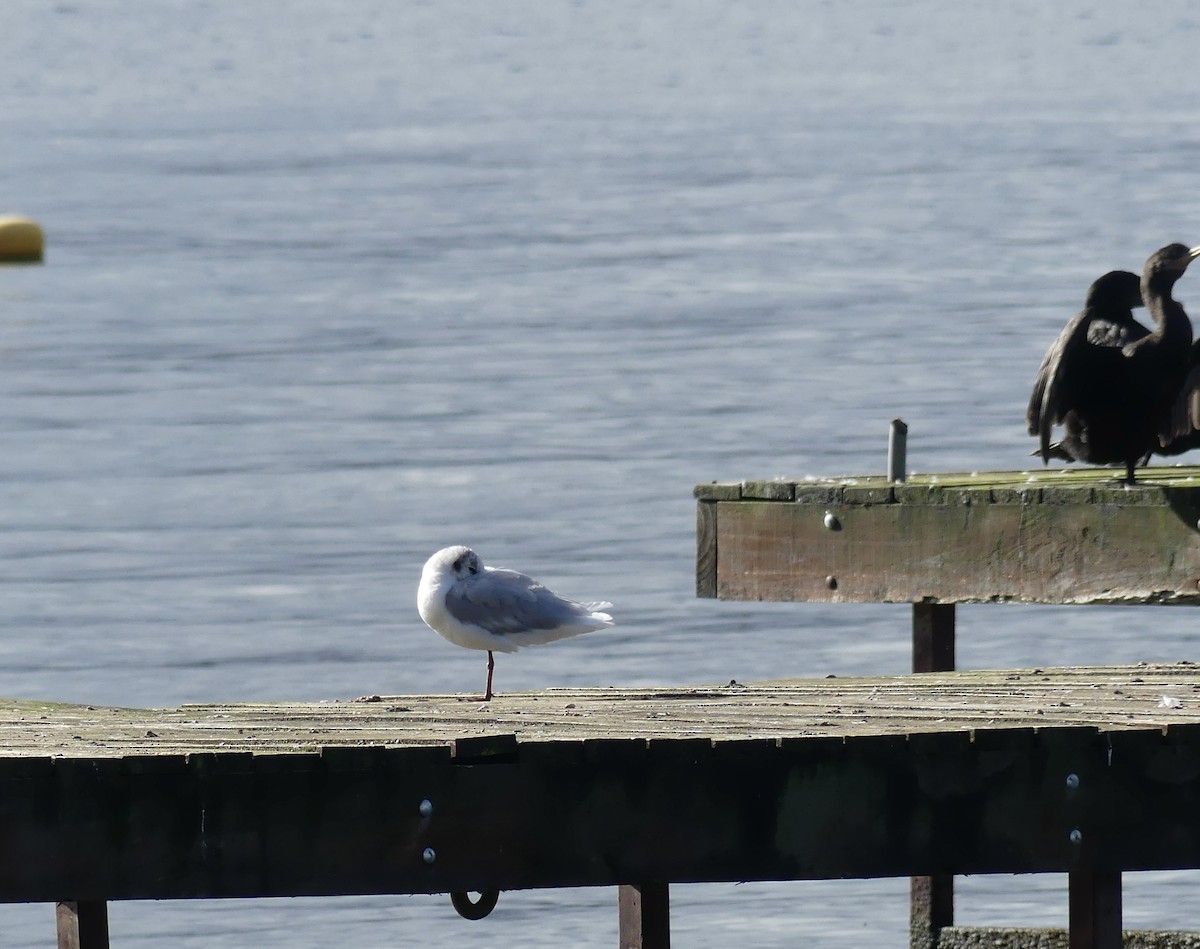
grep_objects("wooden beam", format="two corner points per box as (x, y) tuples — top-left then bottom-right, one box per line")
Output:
(1069, 871), (1122, 949)
(56, 901), (109, 949)
(700, 471), (1200, 605)
(619, 882), (670, 949)
(0, 724), (1192, 901)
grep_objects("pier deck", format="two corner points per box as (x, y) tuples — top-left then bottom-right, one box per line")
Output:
(5, 663), (1200, 756)
(5, 666), (1200, 914)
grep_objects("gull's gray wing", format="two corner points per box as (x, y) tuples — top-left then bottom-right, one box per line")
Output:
(444, 567), (600, 637)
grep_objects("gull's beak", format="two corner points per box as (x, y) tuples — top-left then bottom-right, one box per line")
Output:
(1190, 246), (1200, 261)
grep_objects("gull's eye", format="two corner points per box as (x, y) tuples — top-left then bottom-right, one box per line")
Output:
(468, 560), (479, 574)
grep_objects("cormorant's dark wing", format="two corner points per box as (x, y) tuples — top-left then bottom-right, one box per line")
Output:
(1086, 317), (1149, 348)
(1028, 295), (1151, 464)
(1028, 309), (1093, 462)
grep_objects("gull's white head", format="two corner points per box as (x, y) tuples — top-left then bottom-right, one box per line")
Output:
(420, 544), (480, 583)
(417, 545), (482, 632)
(423, 545), (482, 582)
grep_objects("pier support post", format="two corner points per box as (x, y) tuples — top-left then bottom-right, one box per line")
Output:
(56, 901), (109, 949)
(1069, 871), (1122, 949)
(912, 602), (955, 675)
(909, 875), (953, 949)
(619, 883), (670, 949)
(910, 601), (956, 949)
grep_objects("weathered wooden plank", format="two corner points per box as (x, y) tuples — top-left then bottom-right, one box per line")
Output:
(706, 487), (1200, 604)
(0, 665), (1199, 756)
(696, 500), (717, 598)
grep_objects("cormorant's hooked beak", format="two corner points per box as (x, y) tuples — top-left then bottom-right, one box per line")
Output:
(1171, 246), (1200, 272)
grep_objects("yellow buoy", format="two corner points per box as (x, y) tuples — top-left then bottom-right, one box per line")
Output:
(0, 216), (44, 263)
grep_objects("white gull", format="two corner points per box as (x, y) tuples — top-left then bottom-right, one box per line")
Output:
(417, 545), (614, 701)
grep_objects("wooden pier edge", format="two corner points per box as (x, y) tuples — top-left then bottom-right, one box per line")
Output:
(694, 469), (1200, 606)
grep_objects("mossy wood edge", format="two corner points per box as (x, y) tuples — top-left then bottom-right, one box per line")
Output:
(696, 466), (1200, 605)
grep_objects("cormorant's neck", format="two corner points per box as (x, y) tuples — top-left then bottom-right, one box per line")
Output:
(1144, 274), (1193, 346)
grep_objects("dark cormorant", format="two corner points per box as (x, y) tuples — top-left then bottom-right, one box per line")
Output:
(1027, 243), (1200, 483)
(1027, 270), (1146, 467)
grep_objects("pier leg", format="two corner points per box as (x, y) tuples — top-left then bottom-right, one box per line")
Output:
(56, 901), (109, 949)
(619, 882), (670, 949)
(910, 602), (955, 949)
(912, 602), (955, 675)
(1069, 870), (1122, 949)
(909, 875), (953, 949)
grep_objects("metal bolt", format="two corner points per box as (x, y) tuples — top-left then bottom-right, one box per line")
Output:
(419, 799), (433, 817)
(1065, 773), (1079, 790)
(1069, 829), (1083, 845)
(823, 512), (841, 531)
(422, 847), (437, 864)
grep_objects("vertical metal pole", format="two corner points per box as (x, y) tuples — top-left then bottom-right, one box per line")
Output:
(619, 883), (670, 949)
(56, 901), (110, 949)
(1069, 871), (1122, 949)
(889, 418), (908, 483)
(910, 601), (955, 949)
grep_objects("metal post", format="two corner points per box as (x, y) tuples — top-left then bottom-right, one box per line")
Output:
(56, 901), (109, 949)
(619, 882), (670, 949)
(1069, 871), (1122, 949)
(889, 418), (908, 483)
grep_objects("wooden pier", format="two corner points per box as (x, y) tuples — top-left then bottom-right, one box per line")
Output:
(9, 665), (1200, 948)
(12, 463), (1200, 947)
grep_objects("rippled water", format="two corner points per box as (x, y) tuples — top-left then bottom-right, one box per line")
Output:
(1, 2), (1199, 945)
